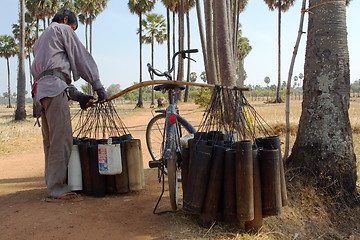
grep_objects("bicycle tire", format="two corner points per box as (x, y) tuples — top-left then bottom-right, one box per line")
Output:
(167, 157), (178, 210)
(146, 114), (195, 162)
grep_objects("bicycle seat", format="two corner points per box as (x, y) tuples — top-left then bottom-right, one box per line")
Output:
(154, 84), (186, 91)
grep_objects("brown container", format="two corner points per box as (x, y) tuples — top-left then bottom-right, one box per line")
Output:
(199, 145), (227, 228)
(222, 149), (237, 224)
(245, 148), (263, 232)
(262, 136), (288, 207)
(259, 148), (282, 216)
(114, 141), (129, 193)
(78, 140), (92, 195)
(183, 143), (213, 214)
(180, 148), (190, 199)
(88, 142), (106, 197)
(235, 140), (254, 221)
(124, 139), (145, 191)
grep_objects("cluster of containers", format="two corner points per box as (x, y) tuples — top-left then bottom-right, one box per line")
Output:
(67, 134), (145, 197)
(181, 132), (287, 232)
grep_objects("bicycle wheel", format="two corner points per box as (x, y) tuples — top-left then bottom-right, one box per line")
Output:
(146, 114), (195, 162)
(167, 156), (178, 210)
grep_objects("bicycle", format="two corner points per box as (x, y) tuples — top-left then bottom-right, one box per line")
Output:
(146, 49), (198, 212)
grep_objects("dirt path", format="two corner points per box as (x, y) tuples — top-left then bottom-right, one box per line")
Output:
(0, 103), (204, 240)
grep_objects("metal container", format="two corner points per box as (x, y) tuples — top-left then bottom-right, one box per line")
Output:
(259, 148), (282, 216)
(199, 145), (227, 228)
(235, 140), (254, 221)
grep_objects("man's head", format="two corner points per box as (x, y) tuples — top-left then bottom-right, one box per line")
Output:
(52, 9), (78, 31)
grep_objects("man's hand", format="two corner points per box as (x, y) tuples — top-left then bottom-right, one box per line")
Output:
(95, 87), (108, 102)
(78, 94), (95, 110)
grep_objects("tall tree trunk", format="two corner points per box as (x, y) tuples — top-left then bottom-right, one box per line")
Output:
(151, 37), (155, 106)
(204, 0), (217, 84)
(15, 0), (26, 120)
(166, 8), (171, 70)
(177, 0), (184, 82)
(214, 0), (235, 86)
(136, 13), (144, 108)
(184, 6), (190, 102)
(195, 0), (208, 81)
(6, 58), (12, 108)
(287, 0), (356, 197)
(172, 12), (176, 77)
(275, 5), (282, 103)
(284, 0), (307, 161)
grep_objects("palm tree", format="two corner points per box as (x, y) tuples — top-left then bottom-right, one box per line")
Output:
(12, 12), (37, 87)
(263, 0), (295, 103)
(141, 13), (167, 106)
(160, 0), (177, 69)
(0, 35), (17, 108)
(15, 0), (27, 120)
(264, 76), (270, 88)
(128, 0), (155, 108)
(236, 26), (252, 87)
(75, 0), (108, 55)
(287, 0), (357, 198)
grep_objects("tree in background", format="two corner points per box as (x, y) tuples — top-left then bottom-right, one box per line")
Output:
(287, 0), (357, 200)
(0, 35), (17, 108)
(264, 76), (270, 88)
(236, 26), (252, 86)
(75, 0), (108, 54)
(15, 0), (27, 120)
(141, 13), (167, 106)
(106, 84), (121, 98)
(128, 0), (155, 108)
(264, 0), (295, 103)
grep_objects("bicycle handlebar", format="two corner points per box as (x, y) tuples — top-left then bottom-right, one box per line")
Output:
(147, 49), (198, 80)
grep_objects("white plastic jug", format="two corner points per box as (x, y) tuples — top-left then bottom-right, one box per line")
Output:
(98, 139), (122, 175)
(68, 145), (83, 191)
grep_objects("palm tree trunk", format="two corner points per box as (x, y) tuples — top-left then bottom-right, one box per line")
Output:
(184, 6), (191, 102)
(6, 58), (12, 108)
(287, 0), (356, 196)
(214, 0), (236, 86)
(204, 0), (217, 84)
(284, 0), (306, 162)
(137, 13), (144, 108)
(151, 37), (155, 106)
(172, 12), (176, 77)
(166, 8), (171, 70)
(195, 0), (208, 80)
(15, 0), (26, 120)
(276, 5), (282, 103)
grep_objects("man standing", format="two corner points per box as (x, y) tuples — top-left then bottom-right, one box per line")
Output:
(31, 9), (107, 202)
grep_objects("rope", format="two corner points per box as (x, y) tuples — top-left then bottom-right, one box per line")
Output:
(302, 0), (346, 14)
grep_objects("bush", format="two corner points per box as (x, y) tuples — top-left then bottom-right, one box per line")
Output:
(194, 88), (211, 107)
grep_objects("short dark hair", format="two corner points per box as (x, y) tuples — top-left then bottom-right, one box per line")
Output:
(52, 9), (78, 29)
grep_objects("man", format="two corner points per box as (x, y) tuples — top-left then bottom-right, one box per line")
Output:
(31, 9), (107, 202)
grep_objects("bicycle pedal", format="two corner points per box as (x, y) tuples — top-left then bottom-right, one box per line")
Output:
(149, 160), (162, 168)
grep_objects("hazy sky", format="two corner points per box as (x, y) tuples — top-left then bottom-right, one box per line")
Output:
(0, 0), (359, 97)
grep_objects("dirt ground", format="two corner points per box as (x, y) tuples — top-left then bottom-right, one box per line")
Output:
(0, 103), (207, 240)
(1, 101), (359, 240)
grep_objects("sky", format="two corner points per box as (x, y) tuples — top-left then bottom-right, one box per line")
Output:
(0, 0), (359, 97)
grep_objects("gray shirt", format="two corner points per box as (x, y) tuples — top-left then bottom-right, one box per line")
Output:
(31, 22), (102, 112)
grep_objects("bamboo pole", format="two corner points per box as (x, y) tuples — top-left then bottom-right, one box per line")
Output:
(107, 80), (249, 101)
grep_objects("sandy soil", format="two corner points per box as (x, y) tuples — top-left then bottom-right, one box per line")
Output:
(0, 103), (203, 240)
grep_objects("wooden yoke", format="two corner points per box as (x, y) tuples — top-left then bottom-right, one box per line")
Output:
(107, 80), (250, 102)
